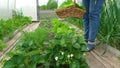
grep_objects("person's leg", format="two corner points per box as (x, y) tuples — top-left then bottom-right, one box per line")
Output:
(82, 0), (90, 42)
(88, 0), (104, 51)
(89, 0), (104, 42)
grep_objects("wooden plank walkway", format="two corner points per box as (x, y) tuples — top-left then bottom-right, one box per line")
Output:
(86, 46), (120, 68)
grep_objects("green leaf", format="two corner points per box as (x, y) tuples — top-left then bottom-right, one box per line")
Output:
(44, 48), (51, 54)
(0, 40), (6, 51)
(74, 53), (82, 59)
(14, 55), (25, 64)
(38, 57), (45, 63)
(81, 45), (88, 51)
(27, 50), (40, 56)
(29, 62), (36, 68)
(73, 43), (80, 49)
(59, 0), (73, 8)
(35, 55), (46, 63)
(70, 61), (80, 68)
(56, 61), (60, 67)
(70, 62), (77, 68)
(3, 60), (15, 68)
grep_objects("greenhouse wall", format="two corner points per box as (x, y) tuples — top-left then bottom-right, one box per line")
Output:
(16, 0), (39, 21)
(0, 0), (39, 21)
(0, 0), (16, 20)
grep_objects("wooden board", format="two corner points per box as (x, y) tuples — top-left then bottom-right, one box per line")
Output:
(85, 52), (106, 68)
(93, 46), (120, 68)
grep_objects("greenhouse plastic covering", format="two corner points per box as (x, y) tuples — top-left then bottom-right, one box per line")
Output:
(0, 0), (15, 20)
(0, 0), (38, 21)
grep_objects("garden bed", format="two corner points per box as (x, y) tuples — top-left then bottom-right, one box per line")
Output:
(1, 18), (120, 68)
(0, 15), (32, 52)
(1, 19), (89, 68)
(0, 23), (39, 62)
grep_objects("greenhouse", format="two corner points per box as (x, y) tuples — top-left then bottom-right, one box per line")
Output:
(0, 0), (120, 68)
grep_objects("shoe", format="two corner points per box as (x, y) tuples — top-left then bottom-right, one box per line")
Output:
(81, 44), (95, 52)
(87, 44), (95, 52)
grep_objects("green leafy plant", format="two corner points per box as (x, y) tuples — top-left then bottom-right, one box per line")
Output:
(97, 0), (120, 49)
(59, 0), (85, 10)
(16, 28), (50, 52)
(0, 11), (32, 40)
(2, 19), (88, 68)
(51, 19), (76, 36)
(0, 40), (6, 51)
(2, 27), (50, 68)
(46, 32), (88, 68)
(59, 0), (73, 8)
